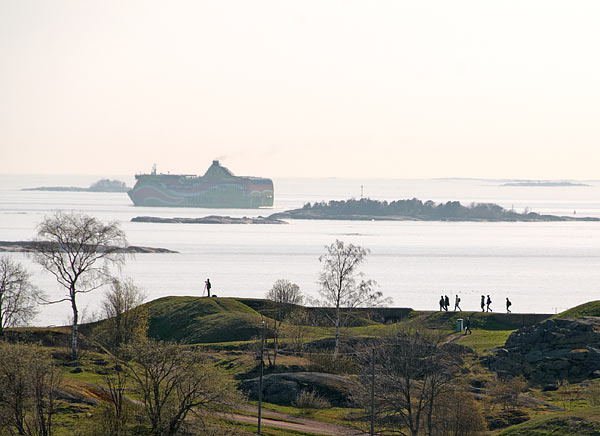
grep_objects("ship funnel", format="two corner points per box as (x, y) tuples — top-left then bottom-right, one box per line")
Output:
(213, 160), (219, 165)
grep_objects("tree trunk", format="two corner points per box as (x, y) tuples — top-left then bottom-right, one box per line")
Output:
(334, 307), (340, 357)
(273, 320), (280, 367)
(71, 291), (78, 360)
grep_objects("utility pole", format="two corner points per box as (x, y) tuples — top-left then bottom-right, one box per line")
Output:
(258, 320), (265, 434)
(370, 347), (375, 436)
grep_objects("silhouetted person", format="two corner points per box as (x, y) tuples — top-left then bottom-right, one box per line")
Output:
(444, 295), (450, 311)
(486, 295), (492, 312)
(439, 295), (445, 311)
(204, 278), (211, 297)
(506, 297), (512, 313)
(481, 295), (485, 312)
(454, 294), (462, 311)
(464, 317), (472, 335)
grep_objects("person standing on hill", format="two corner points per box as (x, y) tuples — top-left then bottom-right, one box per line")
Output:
(444, 295), (450, 311)
(204, 278), (212, 297)
(454, 294), (462, 311)
(464, 317), (472, 335)
(481, 295), (485, 312)
(439, 295), (445, 311)
(506, 297), (512, 313)
(486, 295), (492, 312)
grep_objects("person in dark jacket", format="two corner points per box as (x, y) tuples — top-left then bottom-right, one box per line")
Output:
(464, 317), (472, 335)
(204, 278), (212, 297)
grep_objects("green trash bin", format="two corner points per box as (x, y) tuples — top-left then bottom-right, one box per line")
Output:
(457, 318), (463, 332)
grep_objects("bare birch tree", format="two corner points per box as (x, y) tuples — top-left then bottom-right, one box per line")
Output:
(31, 212), (127, 359)
(93, 277), (148, 351)
(0, 343), (62, 436)
(123, 340), (240, 436)
(265, 279), (303, 367)
(315, 240), (388, 356)
(0, 256), (39, 336)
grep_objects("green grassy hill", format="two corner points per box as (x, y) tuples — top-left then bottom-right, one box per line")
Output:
(145, 296), (266, 343)
(553, 300), (600, 319)
(496, 408), (600, 436)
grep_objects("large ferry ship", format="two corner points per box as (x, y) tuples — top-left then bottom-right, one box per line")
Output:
(127, 161), (274, 208)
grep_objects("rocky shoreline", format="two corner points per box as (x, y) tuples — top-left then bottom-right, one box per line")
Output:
(131, 215), (287, 224)
(0, 241), (178, 253)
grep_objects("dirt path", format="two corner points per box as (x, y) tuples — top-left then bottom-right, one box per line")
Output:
(219, 405), (358, 435)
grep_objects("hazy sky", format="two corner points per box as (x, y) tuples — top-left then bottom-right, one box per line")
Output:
(1, 1), (599, 178)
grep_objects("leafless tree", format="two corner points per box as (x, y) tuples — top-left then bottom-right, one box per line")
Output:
(430, 388), (486, 436)
(314, 240), (389, 356)
(0, 343), (62, 436)
(265, 279), (303, 367)
(123, 339), (240, 436)
(0, 256), (39, 336)
(353, 330), (461, 436)
(93, 277), (148, 351)
(101, 363), (131, 436)
(31, 212), (127, 359)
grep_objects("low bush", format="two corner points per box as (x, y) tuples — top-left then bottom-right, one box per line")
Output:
(293, 389), (331, 409)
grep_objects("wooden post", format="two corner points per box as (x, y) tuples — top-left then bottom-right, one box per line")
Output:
(258, 320), (265, 434)
(370, 347), (375, 436)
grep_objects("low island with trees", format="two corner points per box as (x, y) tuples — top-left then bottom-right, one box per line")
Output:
(269, 198), (600, 222)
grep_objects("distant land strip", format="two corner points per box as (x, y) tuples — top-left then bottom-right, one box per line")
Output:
(131, 215), (287, 224)
(501, 181), (590, 187)
(268, 198), (600, 222)
(21, 178), (130, 193)
(0, 241), (178, 253)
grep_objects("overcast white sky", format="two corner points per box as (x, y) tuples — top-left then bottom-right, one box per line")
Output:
(1, 1), (599, 178)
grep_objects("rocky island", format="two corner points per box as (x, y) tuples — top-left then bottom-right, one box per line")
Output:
(269, 198), (600, 222)
(0, 241), (177, 253)
(22, 178), (130, 193)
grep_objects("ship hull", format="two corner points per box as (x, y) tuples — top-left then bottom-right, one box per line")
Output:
(127, 173), (274, 208)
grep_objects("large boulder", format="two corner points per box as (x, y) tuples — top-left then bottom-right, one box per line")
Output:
(241, 372), (356, 407)
(484, 317), (600, 385)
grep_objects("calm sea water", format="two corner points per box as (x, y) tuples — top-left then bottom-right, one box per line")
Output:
(1, 174), (599, 326)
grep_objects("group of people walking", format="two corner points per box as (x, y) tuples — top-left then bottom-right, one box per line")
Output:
(439, 294), (512, 313)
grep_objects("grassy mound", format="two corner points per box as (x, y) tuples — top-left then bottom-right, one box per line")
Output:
(420, 311), (550, 331)
(554, 300), (600, 319)
(146, 296), (265, 343)
(496, 408), (600, 436)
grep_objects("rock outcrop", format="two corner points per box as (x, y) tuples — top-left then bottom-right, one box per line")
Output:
(241, 372), (356, 407)
(484, 317), (600, 385)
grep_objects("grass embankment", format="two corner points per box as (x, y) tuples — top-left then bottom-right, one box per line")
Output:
(495, 407), (600, 436)
(553, 300), (600, 319)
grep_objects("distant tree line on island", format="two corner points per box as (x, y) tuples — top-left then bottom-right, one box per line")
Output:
(270, 198), (597, 221)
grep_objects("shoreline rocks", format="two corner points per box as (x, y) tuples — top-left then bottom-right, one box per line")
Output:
(131, 215), (287, 224)
(0, 241), (178, 253)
